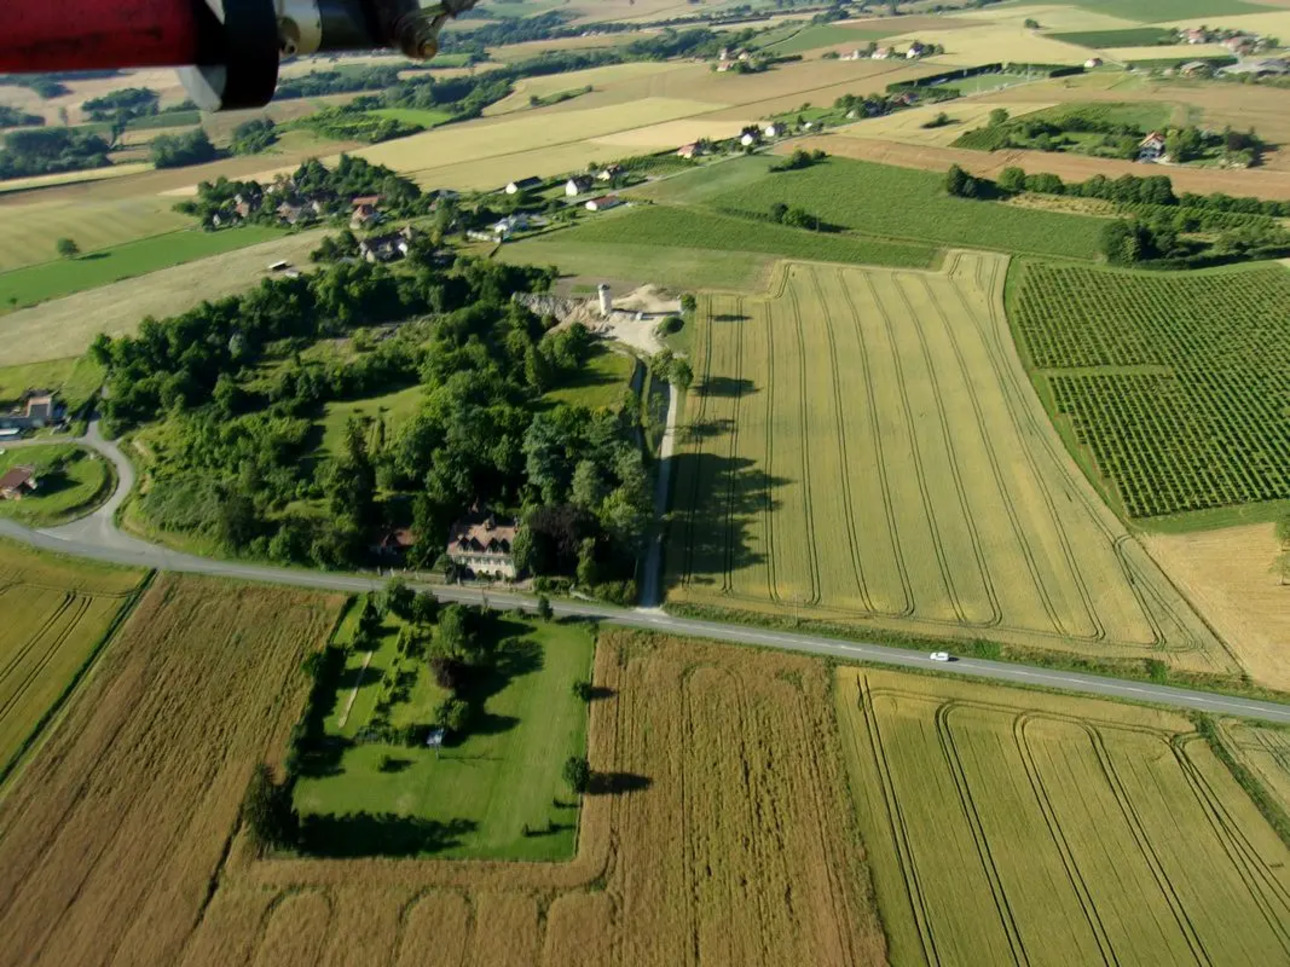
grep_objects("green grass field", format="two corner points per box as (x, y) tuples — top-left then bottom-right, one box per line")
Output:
(1050, 27), (1178, 48)
(0, 445), (111, 527)
(552, 205), (940, 269)
(704, 157), (1106, 259)
(368, 107), (454, 128)
(759, 23), (893, 56)
(0, 356), (102, 412)
(545, 344), (637, 411)
(294, 612), (595, 860)
(0, 227), (285, 310)
(836, 667), (1290, 966)
(1007, 260), (1290, 525)
(500, 235), (781, 291)
(666, 254), (1234, 677)
(316, 383), (424, 457)
(0, 539), (143, 783)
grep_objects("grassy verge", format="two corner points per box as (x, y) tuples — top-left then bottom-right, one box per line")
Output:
(0, 444), (113, 527)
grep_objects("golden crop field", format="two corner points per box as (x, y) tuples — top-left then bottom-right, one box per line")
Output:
(836, 667), (1290, 966)
(665, 253), (1238, 677)
(1221, 719), (1290, 811)
(174, 630), (885, 966)
(0, 575), (345, 966)
(1144, 523), (1290, 691)
(0, 540), (144, 782)
(0, 230), (328, 365)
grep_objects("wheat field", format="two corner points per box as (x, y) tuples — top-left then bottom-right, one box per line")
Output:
(836, 667), (1290, 966)
(665, 253), (1238, 676)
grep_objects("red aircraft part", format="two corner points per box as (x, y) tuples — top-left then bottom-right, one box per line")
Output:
(0, 0), (204, 73)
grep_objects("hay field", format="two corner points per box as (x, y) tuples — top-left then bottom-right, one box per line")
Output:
(836, 667), (1290, 966)
(0, 163), (153, 195)
(839, 99), (1059, 147)
(0, 628), (881, 966)
(0, 575), (344, 967)
(665, 253), (1237, 676)
(0, 230), (327, 365)
(0, 540), (143, 783)
(1100, 42), (1234, 60)
(883, 21), (1092, 67)
(1143, 523), (1290, 691)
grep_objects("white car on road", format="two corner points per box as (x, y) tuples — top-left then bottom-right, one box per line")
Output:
(929, 651), (951, 662)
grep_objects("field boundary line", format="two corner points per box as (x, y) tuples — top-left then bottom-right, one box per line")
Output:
(806, 267), (874, 613)
(836, 267), (914, 618)
(935, 701), (1030, 966)
(861, 271), (967, 623)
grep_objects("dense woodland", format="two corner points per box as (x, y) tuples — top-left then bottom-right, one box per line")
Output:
(91, 190), (651, 597)
(0, 127), (111, 178)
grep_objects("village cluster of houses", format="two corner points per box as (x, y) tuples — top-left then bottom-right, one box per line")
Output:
(1178, 26), (1277, 55)
(840, 40), (935, 62)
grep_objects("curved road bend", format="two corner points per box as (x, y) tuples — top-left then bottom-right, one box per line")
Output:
(2, 425), (1287, 725)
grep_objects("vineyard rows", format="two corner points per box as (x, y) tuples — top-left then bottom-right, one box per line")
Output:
(665, 254), (1235, 673)
(837, 668), (1290, 967)
(1011, 262), (1290, 519)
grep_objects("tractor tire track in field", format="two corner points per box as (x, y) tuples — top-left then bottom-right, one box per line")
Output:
(762, 299), (781, 605)
(891, 273), (1001, 627)
(786, 279), (822, 607)
(918, 267), (1068, 639)
(855, 677), (943, 966)
(0, 594), (90, 731)
(0, 590), (74, 684)
(805, 267), (874, 613)
(862, 271), (968, 624)
(1085, 726), (1212, 966)
(958, 255), (1106, 644)
(836, 268), (915, 618)
(935, 702), (1030, 966)
(1171, 734), (1290, 943)
(1013, 713), (1119, 967)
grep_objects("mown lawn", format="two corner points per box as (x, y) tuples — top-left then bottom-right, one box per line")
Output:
(545, 344), (638, 411)
(0, 444), (110, 526)
(0, 226), (286, 309)
(707, 157), (1106, 259)
(294, 615), (595, 861)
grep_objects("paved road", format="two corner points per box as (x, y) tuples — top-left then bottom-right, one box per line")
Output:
(3, 426), (1287, 725)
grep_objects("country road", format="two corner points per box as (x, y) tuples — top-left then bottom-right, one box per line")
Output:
(3, 425), (1288, 724)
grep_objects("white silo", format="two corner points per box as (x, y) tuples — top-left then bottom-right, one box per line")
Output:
(598, 283), (612, 317)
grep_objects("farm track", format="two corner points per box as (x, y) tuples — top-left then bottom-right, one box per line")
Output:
(786, 283), (822, 606)
(0, 593), (90, 730)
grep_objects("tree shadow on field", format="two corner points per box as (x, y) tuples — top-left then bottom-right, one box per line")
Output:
(711, 312), (750, 322)
(296, 813), (477, 857)
(665, 453), (787, 592)
(588, 772), (652, 795)
(698, 376), (756, 398)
